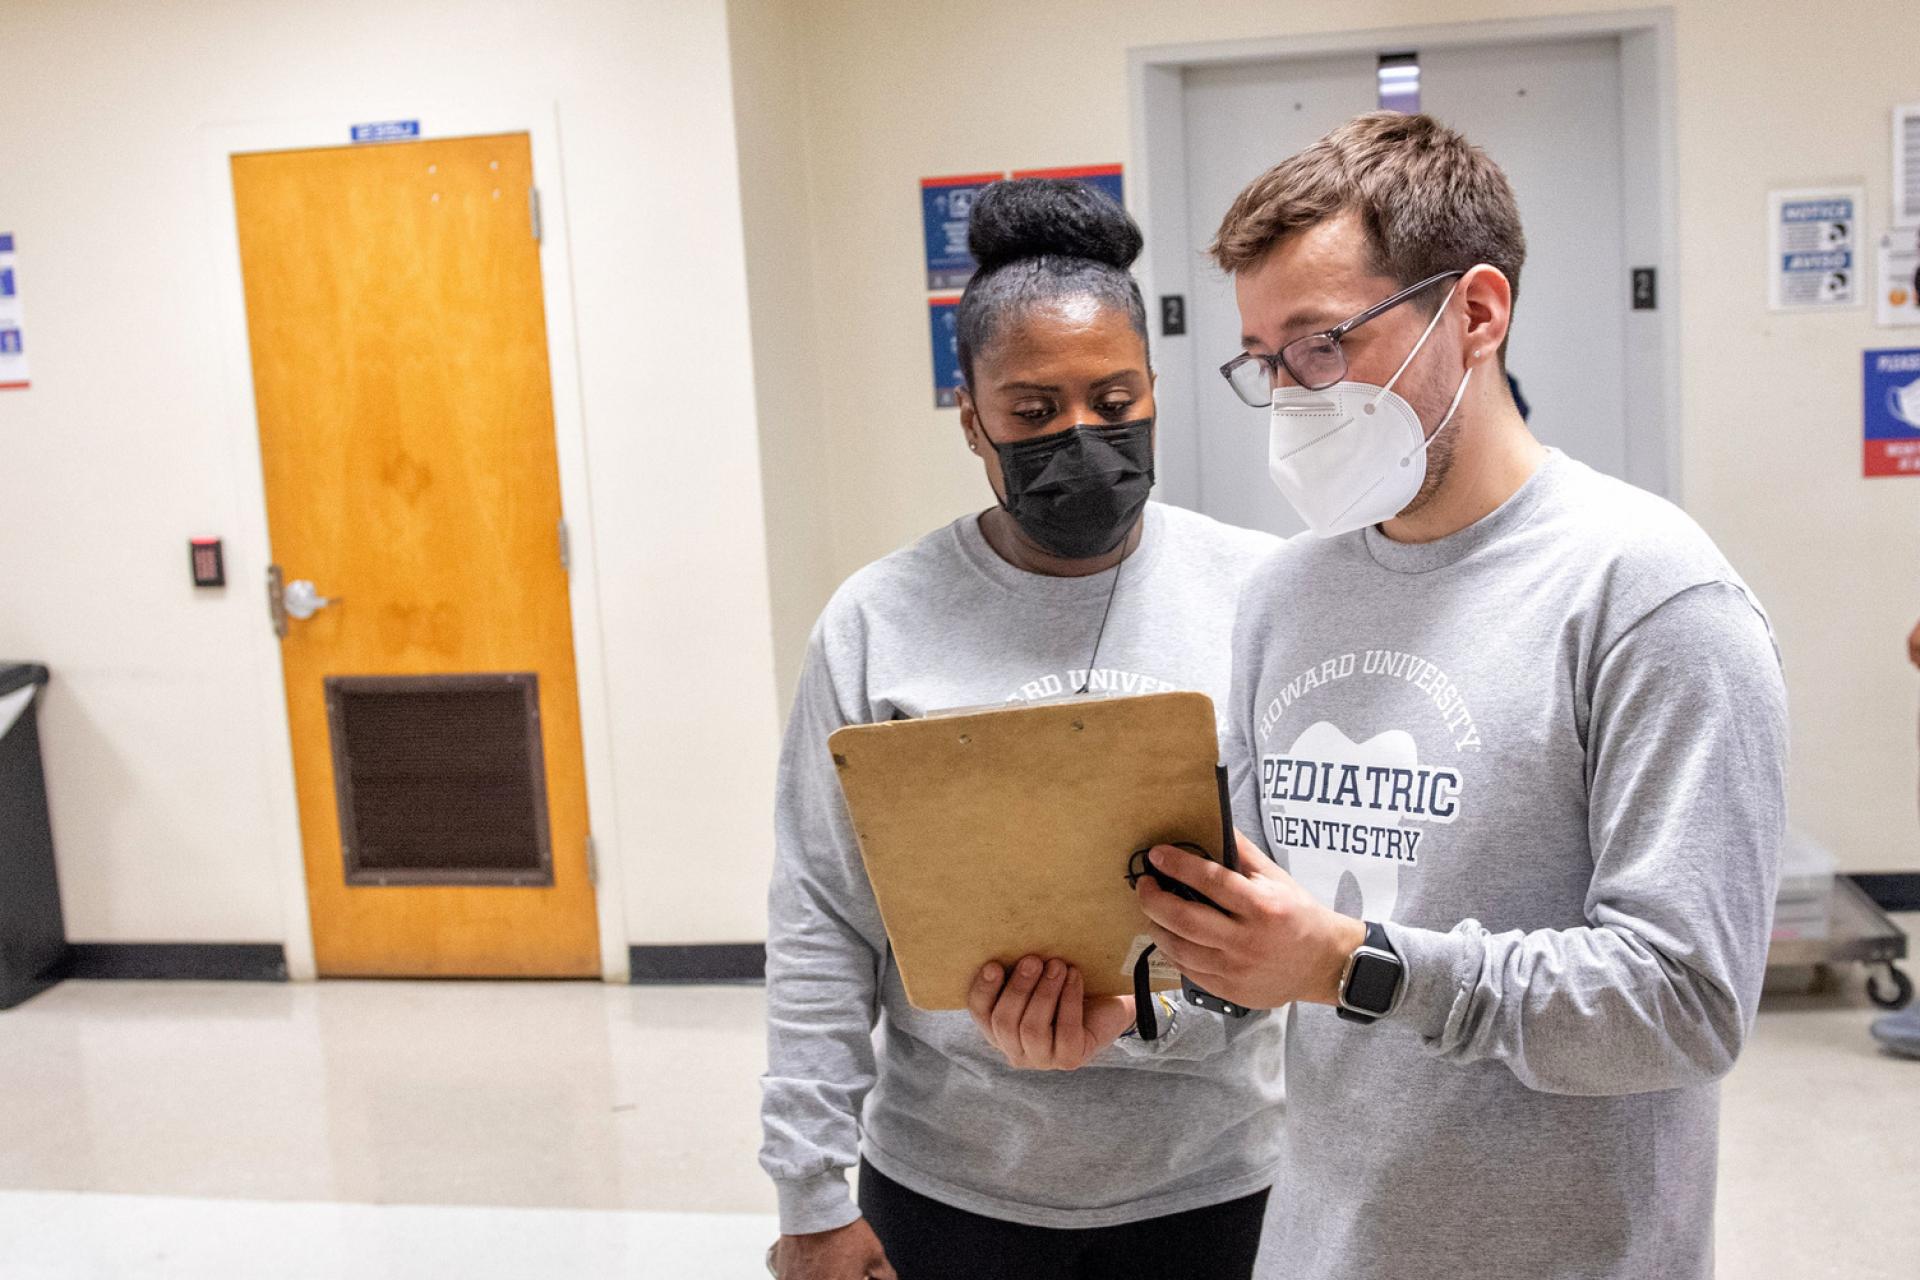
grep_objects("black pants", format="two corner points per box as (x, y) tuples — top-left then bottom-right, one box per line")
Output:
(857, 1158), (1270, 1280)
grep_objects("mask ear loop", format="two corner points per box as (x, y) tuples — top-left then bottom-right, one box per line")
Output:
(1369, 279), (1464, 410)
(1395, 366), (1474, 467)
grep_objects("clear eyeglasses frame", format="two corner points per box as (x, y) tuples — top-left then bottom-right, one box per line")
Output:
(1217, 269), (1467, 408)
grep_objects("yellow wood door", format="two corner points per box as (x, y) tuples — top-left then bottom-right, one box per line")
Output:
(233, 133), (600, 977)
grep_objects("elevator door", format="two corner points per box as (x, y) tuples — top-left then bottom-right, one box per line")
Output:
(1172, 37), (1631, 537)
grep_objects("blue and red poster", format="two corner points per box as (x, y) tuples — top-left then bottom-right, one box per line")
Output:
(1011, 164), (1124, 212)
(922, 173), (1003, 291)
(1864, 347), (1920, 477)
(929, 295), (963, 408)
(921, 166), (1123, 407)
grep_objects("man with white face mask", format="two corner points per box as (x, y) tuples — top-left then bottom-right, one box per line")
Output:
(1131, 113), (1790, 1278)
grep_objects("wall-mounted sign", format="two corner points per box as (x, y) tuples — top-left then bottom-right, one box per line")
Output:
(930, 295), (963, 408)
(1768, 187), (1862, 311)
(352, 120), (421, 143)
(1877, 228), (1920, 328)
(921, 173), (1003, 291)
(0, 233), (27, 390)
(1864, 347), (1920, 477)
(1893, 103), (1920, 228)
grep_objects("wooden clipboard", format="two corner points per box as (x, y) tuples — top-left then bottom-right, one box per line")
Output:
(828, 691), (1227, 1010)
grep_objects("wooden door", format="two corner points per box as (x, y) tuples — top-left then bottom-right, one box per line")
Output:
(232, 133), (600, 977)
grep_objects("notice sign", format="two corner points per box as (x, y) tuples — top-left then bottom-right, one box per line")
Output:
(1769, 187), (1862, 310)
(1877, 227), (1920, 328)
(1864, 347), (1920, 477)
(922, 173), (1003, 291)
(1895, 103), (1920, 228)
(351, 119), (420, 143)
(0, 233), (27, 390)
(930, 295), (963, 408)
(1012, 163), (1124, 212)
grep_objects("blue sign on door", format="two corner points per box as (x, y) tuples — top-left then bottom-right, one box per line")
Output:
(352, 119), (421, 143)
(1864, 347), (1920, 477)
(930, 296), (963, 408)
(922, 173), (1002, 291)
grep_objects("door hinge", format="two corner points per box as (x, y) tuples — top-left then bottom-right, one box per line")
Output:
(266, 563), (288, 639)
(528, 186), (543, 243)
(557, 517), (571, 571)
(584, 834), (599, 886)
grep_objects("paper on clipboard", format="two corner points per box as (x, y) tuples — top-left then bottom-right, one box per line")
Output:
(828, 691), (1227, 1010)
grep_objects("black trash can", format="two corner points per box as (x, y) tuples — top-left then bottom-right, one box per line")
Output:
(0, 662), (66, 1009)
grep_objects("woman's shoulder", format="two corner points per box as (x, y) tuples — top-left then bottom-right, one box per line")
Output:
(815, 515), (977, 635)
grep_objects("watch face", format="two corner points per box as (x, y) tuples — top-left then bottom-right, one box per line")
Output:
(1345, 949), (1401, 1015)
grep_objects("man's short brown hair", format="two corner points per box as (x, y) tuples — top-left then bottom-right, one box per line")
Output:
(1210, 112), (1526, 310)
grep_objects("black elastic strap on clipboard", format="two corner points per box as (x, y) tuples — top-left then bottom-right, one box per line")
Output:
(1124, 764), (1251, 1040)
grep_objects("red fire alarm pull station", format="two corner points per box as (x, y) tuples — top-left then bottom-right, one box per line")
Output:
(190, 538), (226, 588)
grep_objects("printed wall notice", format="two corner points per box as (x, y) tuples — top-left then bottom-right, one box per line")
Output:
(1894, 103), (1920, 228)
(0, 233), (27, 390)
(1768, 187), (1863, 311)
(922, 173), (1003, 291)
(930, 295), (962, 408)
(352, 119), (420, 143)
(1012, 163), (1125, 211)
(1878, 227), (1920, 328)
(1864, 347), (1920, 477)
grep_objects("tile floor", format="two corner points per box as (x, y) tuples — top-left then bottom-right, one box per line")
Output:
(1, 929), (1915, 1278)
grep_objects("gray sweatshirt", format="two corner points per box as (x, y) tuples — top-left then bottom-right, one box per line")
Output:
(1228, 450), (1788, 1279)
(760, 502), (1287, 1233)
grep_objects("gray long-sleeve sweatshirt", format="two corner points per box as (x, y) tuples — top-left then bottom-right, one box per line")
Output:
(759, 502), (1288, 1234)
(1228, 450), (1789, 1279)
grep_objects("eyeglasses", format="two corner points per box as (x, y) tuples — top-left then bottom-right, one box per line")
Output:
(1217, 270), (1467, 407)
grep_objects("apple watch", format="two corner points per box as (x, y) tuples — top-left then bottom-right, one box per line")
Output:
(1336, 921), (1404, 1024)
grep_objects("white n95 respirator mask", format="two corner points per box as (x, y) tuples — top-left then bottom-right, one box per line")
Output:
(1888, 376), (1920, 430)
(1267, 283), (1473, 538)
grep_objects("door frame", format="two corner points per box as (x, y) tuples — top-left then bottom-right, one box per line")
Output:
(1128, 7), (1681, 510)
(201, 103), (631, 982)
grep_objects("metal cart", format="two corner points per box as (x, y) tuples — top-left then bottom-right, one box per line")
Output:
(1766, 876), (1912, 1008)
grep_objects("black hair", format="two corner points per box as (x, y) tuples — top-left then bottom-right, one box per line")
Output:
(955, 178), (1150, 388)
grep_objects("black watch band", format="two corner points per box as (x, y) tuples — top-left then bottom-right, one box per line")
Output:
(1336, 921), (1403, 1025)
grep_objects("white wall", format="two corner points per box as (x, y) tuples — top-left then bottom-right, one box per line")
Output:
(755, 0), (1920, 875)
(2, 0), (1915, 965)
(0, 0), (782, 953)
(728, 0), (837, 713)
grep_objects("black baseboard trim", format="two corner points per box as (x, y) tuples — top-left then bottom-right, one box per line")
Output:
(629, 943), (766, 985)
(1851, 873), (1920, 913)
(63, 943), (289, 982)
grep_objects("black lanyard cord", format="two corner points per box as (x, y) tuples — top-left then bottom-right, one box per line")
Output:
(1074, 539), (1129, 696)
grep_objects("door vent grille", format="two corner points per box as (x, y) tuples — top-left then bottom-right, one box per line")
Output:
(323, 673), (553, 887)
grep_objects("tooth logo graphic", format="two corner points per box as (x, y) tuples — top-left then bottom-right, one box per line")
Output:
(1261, 721), (1462, 922)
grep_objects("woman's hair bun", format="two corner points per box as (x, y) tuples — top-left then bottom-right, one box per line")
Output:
(967, 177), (1143, 274)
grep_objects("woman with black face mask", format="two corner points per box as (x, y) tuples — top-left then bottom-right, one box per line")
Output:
(760, 179), (1286, 1280)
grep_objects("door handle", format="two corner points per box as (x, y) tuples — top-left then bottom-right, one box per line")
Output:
(267, 564), (341, 637)
(283, 578), (336, 620)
